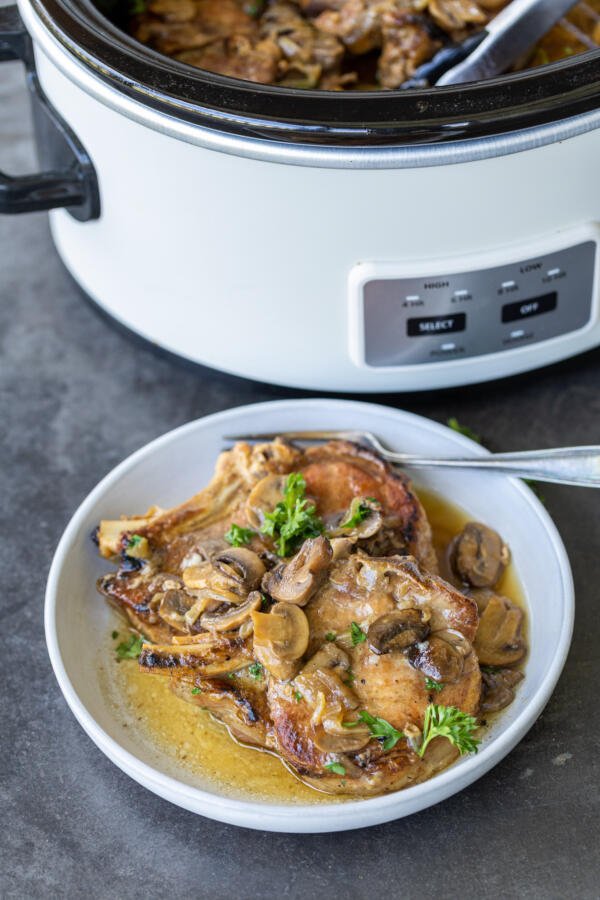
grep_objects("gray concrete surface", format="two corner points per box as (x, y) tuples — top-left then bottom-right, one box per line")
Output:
(1, 57), (599, 900)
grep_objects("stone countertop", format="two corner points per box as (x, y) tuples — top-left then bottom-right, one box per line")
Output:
(2, 58), (599, 900)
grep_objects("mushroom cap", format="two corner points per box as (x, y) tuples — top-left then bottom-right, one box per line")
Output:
(214, 547), (266, 591)
(480, 666), (524, 712)
(449, 522), (510, 589)
(200, 590), (263, 633)
(251, 602), (310, 680)
(329, 496), (383, 540)
(245, 474), (287, 529)
(367, 608), (431, 655)
(408, 634), (466, 683)
(262, 536), (333, 606)
(471, 589), (526, 666)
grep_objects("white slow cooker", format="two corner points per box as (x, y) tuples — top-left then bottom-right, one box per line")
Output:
(1, 0), (600, 391)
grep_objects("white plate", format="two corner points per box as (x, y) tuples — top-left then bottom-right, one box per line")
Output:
(45, 399), (574, 832)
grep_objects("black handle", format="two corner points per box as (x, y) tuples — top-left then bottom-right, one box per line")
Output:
(0, 5), (99, 219)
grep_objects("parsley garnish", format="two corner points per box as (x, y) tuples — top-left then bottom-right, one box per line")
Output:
(324, 761), (346, 775)
(294, 691), (303, 702)
(116, 633), (144, 660)
(350, 622), (366, 646)
(425, 677), (444, 693)
(325, 631), (336, 642)
(343, 669), (355, 686)
(447, 417), (481, 444)
(248, 662), (263, 680)
(191, 686), (202, 695)
(243, 0), (264, 16)
(260, 473), (324, 557)
(111, 630), (119, 640)
(341, 497), (379, 529)
(225, 523), (256, 547)
(418, 704), (480, 758)
(344, 711), (404, 752)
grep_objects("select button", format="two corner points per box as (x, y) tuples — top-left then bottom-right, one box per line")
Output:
(407, 312), (466, 337)
(502, 292), (557, 323)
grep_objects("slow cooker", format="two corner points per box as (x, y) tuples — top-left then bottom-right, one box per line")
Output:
(1, 0), (600, 391)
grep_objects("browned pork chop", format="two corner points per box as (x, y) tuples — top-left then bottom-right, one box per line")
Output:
(96, 439), (484, 796)
(96, 439), (437, 640)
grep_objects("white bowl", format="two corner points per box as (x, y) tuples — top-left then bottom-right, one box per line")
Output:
(45, 399), (574, 832)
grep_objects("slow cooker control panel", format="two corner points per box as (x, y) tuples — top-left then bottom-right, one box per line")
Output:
(350, 240), (597, 368)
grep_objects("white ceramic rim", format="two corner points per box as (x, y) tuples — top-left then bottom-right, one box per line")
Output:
(45, 399), (574, 831)
(21, 0), (600, 171)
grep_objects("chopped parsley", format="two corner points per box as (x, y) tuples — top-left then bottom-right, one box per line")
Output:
(325, 631), (337, 642)
(350, 622), (366, 646)
(447, 417), (481, 444)
(224, 523), (256, 547)
(191, 686), (202, 695)
(343, 669), (355, 686)
(116, 633), (144, 660)
(111, 630), (119, 640)
(261, 472), (324, 557)
(243, 0), (264, 16)
(341, 497), (379, 529)
(248, 662), (263, 680)
(324, 761), (346, 776)
(294, 691), (303, 702)
(418, 704), (480, 758)
(356, 710), (404, 752)
(425, 677), (444, 693)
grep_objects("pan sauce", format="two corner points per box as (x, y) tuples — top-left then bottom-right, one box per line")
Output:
(102, 488), (527, 803)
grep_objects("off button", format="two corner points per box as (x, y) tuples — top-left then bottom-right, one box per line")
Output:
(407, 313), (466, 337)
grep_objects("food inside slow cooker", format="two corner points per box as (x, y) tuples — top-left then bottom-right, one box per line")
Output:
(119, 0), (600, 90)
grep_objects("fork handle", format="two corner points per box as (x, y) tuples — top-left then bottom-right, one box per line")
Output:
(386, 446), (600, 487)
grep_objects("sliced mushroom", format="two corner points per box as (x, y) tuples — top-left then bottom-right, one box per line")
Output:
(245, 474), (287, 529)
(301, 642), (351, 675)
(330, 497), (383, 540)
(407, 635), (465, 683)
(329, 537), (354, 561)
(182, 550), (264, 606)
(472, 589), (526, 666)
(251, 602), (310, 681)
(449, 522), (510, 588)
(262, 536), (332, 606)
(200, 591), (263, 633)
(367, 609), (431, 655)
(214, 547), (266, 591)
(480, 666), (524, 712)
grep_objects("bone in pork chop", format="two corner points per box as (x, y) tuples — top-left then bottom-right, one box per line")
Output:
(96, 439), (484, 796)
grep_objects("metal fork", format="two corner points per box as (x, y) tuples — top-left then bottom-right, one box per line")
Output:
(223, 430), (600, 488)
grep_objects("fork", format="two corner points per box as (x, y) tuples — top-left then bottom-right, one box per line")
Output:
(224, 430), (600, 488)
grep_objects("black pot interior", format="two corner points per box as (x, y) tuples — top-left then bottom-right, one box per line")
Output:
(30, 0), (600, 145)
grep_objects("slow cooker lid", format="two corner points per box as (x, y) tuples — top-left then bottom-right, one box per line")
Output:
(30, 0), (600, 145)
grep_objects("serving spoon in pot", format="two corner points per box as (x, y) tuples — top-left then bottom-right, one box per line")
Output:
(402, 0), (580, 88)
(223, 430), (600, 487)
